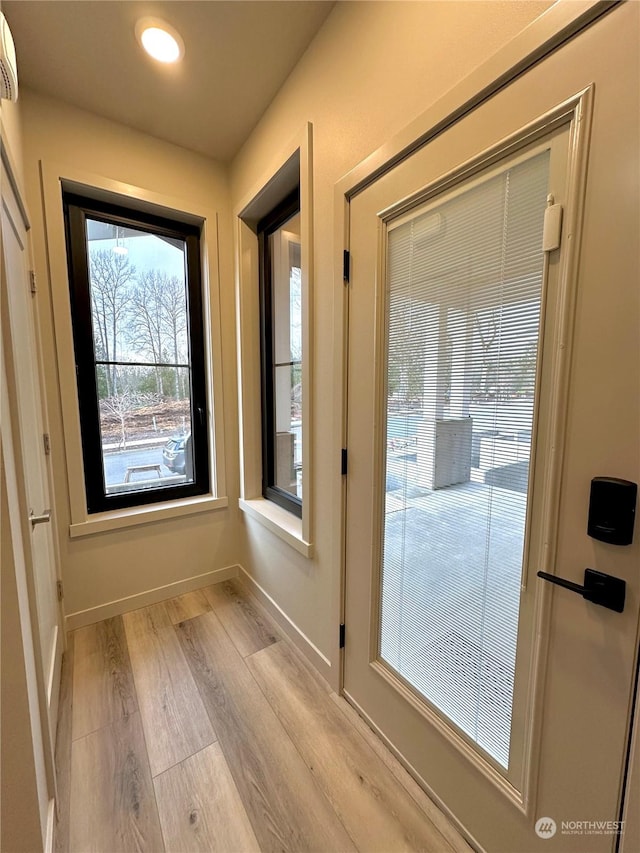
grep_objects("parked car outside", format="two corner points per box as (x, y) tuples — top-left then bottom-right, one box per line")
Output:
(162, 434), (188, 475)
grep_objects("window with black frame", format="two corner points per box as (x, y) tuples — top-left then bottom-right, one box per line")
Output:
(258, 189), (303, 517)
(63, 191), (209, 513)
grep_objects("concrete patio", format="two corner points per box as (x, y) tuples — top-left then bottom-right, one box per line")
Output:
(380, 447), (528, 768)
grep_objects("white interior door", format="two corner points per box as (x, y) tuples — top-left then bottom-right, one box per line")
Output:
(1, 174), (63, 780)
(343, 5), (639, 851)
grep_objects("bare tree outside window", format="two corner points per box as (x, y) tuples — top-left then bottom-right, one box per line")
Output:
(78, 213), (200, 500)
(88, 249), (135, 396)
(160, 273), (189, 398)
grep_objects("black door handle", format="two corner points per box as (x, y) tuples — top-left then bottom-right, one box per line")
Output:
(537, 569), (625, 613)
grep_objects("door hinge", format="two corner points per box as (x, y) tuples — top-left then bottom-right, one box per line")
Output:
(56, 580), (64, 602)
(43, 433), (51, 456)
(341, 448), (348, 476)
(542, 195), (563, 252)
(29, 270), (37, 294)
(343, 249), (350, 284)
(339, 623), (346, 649)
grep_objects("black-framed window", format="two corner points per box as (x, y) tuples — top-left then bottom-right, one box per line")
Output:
(63, 191), (209, 514)
(258, 189), (303, 517)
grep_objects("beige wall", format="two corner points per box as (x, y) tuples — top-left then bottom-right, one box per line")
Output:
(1, 97), (25, 194)
(15, 0), (553, 649)
(230, 0), (552, 675)
(20, 90), (240, 619)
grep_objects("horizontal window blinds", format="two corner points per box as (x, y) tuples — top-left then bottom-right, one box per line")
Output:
(380, 150), (550, 769)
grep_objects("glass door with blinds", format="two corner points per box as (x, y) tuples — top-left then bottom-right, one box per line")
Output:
(379, 148), (549, 772)
(343, 11), (640, 849)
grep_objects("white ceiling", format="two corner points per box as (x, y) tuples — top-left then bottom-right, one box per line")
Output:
(2, 1), (335, 162)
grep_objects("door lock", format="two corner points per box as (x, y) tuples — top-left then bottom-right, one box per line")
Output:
(537, 569), (625, 613)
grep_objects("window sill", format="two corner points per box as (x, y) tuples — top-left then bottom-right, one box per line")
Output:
(239, 497), (313, 558)
(69, 494), (229, 539)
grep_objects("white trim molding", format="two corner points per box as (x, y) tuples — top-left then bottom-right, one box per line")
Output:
(69, 494), (229, 539)
(239, 497), (312, 558)
(0, 119), (30, 229)
(235, 122), (314, 555)
(65, 564), (239, 629)
(237, 564), (332, 684)
(38, 161), (229, 533)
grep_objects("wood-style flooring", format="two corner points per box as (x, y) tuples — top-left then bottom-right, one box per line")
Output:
(55, 579), (472, 852)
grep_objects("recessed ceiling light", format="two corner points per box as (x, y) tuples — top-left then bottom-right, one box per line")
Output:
(135, 18), (184, 64)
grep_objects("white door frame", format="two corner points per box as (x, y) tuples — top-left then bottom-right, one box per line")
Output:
(1, 346), (55, 851)
(1, 125), (64, 844)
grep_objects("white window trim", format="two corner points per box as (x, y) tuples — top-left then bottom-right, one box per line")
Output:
(239, 497), (312, 558)
(69, 495), (229, 539)
(40, 161), (228, 534)
(235, 123), (313, 555)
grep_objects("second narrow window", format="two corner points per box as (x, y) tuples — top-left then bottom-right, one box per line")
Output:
(258, 189), (302, 517)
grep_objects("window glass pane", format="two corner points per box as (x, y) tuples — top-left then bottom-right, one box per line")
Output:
(379, 150), (549, 769)
(96, 365), (194, 495)
(269, 214), (302, 500)
(85, 218), (194, 498)
(86, 219), (188, 368)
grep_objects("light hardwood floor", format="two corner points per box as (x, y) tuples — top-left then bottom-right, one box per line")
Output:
(55, 579), (472, 853)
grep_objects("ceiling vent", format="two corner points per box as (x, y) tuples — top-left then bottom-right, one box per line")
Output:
(0, 12), (18, 102)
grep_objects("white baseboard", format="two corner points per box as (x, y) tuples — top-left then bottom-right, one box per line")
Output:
(65, 564), (240, 630)
(236, 564), (335, 687)
(45, 797), (55, 853)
